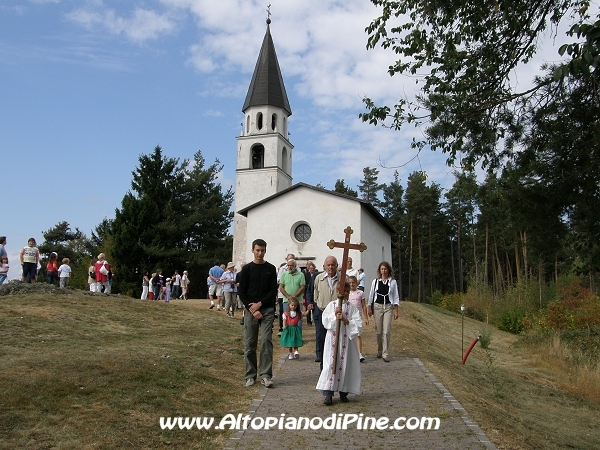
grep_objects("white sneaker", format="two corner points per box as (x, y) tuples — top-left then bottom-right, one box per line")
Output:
(217, 306), (222, 311)
(245, 378), (255, 387)
(261, 377), (273, 388)
(294, 351), (299, 359)
(359, 354), (365, 362)
(288, 353), (294, 360)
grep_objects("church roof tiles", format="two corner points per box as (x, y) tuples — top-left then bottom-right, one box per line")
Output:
(242, 24), (292, 116)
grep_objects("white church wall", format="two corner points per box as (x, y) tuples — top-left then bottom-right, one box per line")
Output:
(243, 187), (376, 272)
(232, 212), (247, 269)
(235, 168), (291, 213)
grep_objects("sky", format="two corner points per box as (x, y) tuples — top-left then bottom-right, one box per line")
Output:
(0, 0), (591, 279)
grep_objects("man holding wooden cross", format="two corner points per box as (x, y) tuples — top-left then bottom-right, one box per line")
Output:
(314, 227), (366, 405)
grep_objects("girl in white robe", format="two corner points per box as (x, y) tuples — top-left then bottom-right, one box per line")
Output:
(316, 282), (362, 404)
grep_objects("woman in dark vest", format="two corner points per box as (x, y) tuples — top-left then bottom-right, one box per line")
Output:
(367, 261), (400, 362)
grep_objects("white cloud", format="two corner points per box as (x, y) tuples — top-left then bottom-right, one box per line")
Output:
(204, 109), (224, 117)
(186, 43), (216, 72)
(66, 6), (177, 43)
(0, 5), (26, 14)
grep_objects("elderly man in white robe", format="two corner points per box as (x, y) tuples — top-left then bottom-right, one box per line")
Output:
(316, 282), (362, 405)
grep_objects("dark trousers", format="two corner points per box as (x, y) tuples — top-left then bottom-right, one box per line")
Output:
(313, 304), (326, 370)
(278, 297), (284, 331)
(47, 271), (58, 286)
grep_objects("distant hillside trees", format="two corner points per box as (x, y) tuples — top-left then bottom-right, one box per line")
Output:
(37, 221), (94, 289)
(104, 146), (233, 297)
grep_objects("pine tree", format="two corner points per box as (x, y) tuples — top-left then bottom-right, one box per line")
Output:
(110, 146), (233, 296)
(358, 167), (384, 209)
(381, 170), (405, 296)
(334, 179), (358, 197)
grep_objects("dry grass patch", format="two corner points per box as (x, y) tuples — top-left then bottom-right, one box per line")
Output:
(0, 291), (253, 449)
(3, 286), (600, 450)
(380, 302), (600, 450)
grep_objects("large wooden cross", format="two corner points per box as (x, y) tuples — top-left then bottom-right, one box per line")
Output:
(327, 226), (367, 374)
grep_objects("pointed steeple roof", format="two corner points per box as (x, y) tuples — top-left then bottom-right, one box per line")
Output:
(242, 22), (292, 116)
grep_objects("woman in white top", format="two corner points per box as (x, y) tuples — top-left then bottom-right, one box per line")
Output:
(141, 271), (150, 300)
(367, 261), (400, 362)
(179, 270), (189, 300)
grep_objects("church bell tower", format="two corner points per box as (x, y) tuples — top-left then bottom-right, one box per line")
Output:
(233, 17), (293, 264)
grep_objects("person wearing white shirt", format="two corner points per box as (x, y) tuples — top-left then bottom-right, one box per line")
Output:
(367, 261), (400, 363)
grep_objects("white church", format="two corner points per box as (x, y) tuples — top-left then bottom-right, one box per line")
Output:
(232, 19), (393, 275)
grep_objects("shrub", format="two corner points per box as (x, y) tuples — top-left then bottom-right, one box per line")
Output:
(440, 293), (462, 313)
(545, 301), (570, 330)
(430, 290), (443, 307)
(496, 308), (526, 334)
(479, 329), (492, 349)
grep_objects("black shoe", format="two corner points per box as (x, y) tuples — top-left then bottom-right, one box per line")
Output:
(340, 395), (349, 403)
(209, 304), (215, 309)
(240, 318), (244, 325)
(315, 357), (322, 363)
(323, 396), (333, 406)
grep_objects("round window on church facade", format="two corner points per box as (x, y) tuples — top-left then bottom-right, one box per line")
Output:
(293, 223), (312, 243)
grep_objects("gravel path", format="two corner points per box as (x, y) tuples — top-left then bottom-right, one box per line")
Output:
(224, 351), (497, 449)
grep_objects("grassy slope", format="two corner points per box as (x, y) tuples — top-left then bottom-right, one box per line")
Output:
(393, 302), (600, 450)
(0, 293), (247, 449)
(1, 292), (599, 449)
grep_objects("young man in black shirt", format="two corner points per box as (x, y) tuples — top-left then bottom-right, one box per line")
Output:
(238, 239), (278, 387)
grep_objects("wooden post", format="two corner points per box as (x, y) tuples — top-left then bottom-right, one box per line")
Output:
(326, 226), (367, 374)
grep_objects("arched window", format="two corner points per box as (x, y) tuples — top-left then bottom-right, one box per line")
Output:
(282, 147), (288, 173)
(283, 117), (287, 137)
(257, 112), (263, 130)
(246, 115), (250, 134)
(252, 145), (265, 169)
(271, 113), (278, 131)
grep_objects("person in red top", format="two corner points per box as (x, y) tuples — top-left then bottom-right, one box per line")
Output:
(94, 253), (112, 294)
(46, 252), (59, 286)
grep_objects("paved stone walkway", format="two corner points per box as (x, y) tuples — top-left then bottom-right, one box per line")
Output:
(224, 351), (497, 449)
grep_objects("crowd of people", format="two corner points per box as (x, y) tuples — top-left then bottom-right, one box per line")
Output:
(0, 237), (76, 288)
(233, 237), (401, 406)
(1, 234), (402, 406)
(140, 269), (189, 302)
(0, 237), (112, 292)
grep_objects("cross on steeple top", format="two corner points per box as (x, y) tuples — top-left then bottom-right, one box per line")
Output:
(266, 4), (271, 24)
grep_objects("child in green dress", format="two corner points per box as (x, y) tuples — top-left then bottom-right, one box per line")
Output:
(280, 298), (303, 359)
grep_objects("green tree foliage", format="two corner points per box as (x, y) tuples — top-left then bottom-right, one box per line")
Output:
(381, 170), (404, 295)
(403, 172), (444, 301)
(444, 171), (478, 292)
(380, 170), (404, 228)
(38, 221), (93, 289)
(360, 0), (598, 169)
(358, 166), (384, 209)
(334, 179), (358, 197)
(110, 146), (233, 297)
(515, 70), (600, 279)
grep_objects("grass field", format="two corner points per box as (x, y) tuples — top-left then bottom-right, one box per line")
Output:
(1, 287), (599, 449)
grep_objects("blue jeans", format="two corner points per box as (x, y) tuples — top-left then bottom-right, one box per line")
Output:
(47, 271), (58, 286)
(0, 274), (6, 284)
